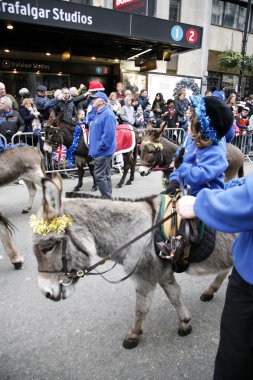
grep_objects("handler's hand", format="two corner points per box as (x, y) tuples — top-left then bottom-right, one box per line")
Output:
(176, 195), (196, 219)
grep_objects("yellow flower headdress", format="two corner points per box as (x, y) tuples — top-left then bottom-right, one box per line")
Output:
(30, 214), (73, 235)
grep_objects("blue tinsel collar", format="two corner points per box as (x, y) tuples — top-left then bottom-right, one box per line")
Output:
(66, 124), (82, 167)
(192, 95), (220, 145)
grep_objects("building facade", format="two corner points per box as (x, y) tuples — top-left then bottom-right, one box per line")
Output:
(0, 0), (252, 100)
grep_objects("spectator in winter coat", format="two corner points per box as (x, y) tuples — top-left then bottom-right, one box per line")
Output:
(174, 88), (191, 123)
(35, 85), (62, 122)
(53, 87), (77, 123)
(19, 93), (43, 149)
(137, 89), (149, 110)
(152, 92), (166, 119)
(143, 103), (156, 125)
(0, 82), (19, 111)
(88, 92), (116, 198)
(162, 99), (177, 128)
(0, 96), (24, 143)
(120, 96), (135, 126)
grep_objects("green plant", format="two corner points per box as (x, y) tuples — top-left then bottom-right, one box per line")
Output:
(218, 50), (242, 68)
(245, 55), (253, 72)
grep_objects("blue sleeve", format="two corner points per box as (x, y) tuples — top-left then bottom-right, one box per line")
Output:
(194, 175), (253, 232)
(176, 148), (227, 187)
(98, 113), (116, 151)
(225, 125), (235, 142)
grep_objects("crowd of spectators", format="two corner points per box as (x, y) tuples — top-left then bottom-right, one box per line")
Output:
(0, 80), (253, 155)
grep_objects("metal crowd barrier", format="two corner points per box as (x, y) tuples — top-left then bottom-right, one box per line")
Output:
(0, 133), (7, 147)
(9, 132), (80, 176)
(232, 133), (253, 163)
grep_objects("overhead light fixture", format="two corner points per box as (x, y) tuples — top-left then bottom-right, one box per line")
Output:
(13, 69), (17, 73)
(114, 59), (119, 62)
(4, 49), (10, 53)
(36, 71), (40, 75)
(62, 50), (71, 62)
(127, 49), (152, 61)
(91, 56), (96, 60)
(57, 72), (63, 76)
(7, 24), (13, 30)
(46, 52), (51, 56)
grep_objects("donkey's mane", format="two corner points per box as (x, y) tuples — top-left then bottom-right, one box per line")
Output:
(65, 192), (158, 203)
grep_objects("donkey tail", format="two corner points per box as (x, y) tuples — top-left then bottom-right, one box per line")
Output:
(0, 212), (16, 235)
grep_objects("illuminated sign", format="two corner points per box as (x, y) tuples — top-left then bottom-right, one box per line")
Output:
(113, 0), (146, 15)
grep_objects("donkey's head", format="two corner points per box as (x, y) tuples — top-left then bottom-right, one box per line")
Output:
(43, 125), (63, 153)
(31, 174), (91, 301)
(139, 121), (167, 176)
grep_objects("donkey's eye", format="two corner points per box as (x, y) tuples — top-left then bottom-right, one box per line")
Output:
(40, 241), (55, 254)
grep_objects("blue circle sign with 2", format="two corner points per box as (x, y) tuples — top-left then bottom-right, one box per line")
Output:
(171, 25), (184, 42)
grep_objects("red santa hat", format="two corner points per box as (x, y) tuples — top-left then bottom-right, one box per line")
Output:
(88, 81), (105, 92)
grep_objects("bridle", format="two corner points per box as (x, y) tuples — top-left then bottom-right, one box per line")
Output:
(140, 140), (173, 173)
(44, 125), (62, 150)
(38, 205), (180, 287)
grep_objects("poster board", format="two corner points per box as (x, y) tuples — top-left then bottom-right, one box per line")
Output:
(148, 74), (202, 104)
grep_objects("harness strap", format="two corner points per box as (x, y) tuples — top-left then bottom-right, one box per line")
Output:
(68, 207), (177, 280)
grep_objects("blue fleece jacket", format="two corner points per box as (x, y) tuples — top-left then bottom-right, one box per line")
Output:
(88, 106), (116, 158)
(194, 174), (253, 285)
(169, 138), (228, 196)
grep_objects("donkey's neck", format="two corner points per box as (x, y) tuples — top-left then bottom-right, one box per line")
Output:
(160, 137), (178, 167)
(63, 196), (160, 260)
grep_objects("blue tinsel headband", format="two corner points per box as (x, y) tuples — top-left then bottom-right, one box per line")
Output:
(191, 95), (221, 145)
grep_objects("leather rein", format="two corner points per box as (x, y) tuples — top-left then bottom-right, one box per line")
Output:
(56, 203), (178, 286)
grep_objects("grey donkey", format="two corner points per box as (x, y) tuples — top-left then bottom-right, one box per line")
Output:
(32, 173), (234, 349)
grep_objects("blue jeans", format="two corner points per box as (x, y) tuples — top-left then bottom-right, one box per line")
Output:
(94, 156), (112, 198)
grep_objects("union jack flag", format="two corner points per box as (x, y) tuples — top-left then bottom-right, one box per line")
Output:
(52, 145), (67, 162)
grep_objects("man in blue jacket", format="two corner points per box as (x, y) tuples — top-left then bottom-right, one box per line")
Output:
(88, 91), (116, 198)
(176, 177), (253, 380)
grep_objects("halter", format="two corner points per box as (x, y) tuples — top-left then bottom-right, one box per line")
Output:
(141, 139), (173, 173)
(33, 204), (181, 286)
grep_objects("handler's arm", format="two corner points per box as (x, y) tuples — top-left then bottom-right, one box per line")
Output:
(192, 176), (253, 233)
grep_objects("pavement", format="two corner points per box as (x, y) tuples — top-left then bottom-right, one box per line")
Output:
(0, 161), (252, 380)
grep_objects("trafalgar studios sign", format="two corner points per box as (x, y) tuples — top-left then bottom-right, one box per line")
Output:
(113, 0), (146, 15)
(0, 0), (131, 36)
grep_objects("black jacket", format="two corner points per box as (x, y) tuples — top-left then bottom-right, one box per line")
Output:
(0, 110), (25, 143)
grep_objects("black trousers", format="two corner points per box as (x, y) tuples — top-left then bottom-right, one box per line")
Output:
(213, 267), (253, 380)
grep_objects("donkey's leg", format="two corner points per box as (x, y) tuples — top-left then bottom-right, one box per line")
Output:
(88, 163), (97, 192)
(200, 269), (230, 301)
(116, 155), (130, 188)
(123, 279), (156, 349)
(73, 163), (84, 191)
(0, 225), (24, 269)
(159, 271), (192, 336)
(126, 146), (137, 185)
(21, 180), (37, 214)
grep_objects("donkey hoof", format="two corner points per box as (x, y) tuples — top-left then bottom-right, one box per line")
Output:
(73, 186), (80, 192)
(126, 181), (132, 185)
(178, 325), (192, 337)
(22, 209), (29, 214)
(200, 293), (214, 302)
(122, 337), (139, 349)
(91, 186), (97, 192)
(116, 183), (122, 188)
(13, 262), (23, 270)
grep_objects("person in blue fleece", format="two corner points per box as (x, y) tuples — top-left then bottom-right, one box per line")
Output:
(88, 91), (116, 198)
(159, 96), (234, 258)
(176, 176), (253, 380)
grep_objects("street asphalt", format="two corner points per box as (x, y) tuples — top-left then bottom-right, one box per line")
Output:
(0, 162), (253, 380)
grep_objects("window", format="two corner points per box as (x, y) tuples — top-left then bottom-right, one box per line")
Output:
(169, 0), (180, 22)
(211, 0), (252, 32)
(211, 0), (224, 26)
(223, 3), (238, 29)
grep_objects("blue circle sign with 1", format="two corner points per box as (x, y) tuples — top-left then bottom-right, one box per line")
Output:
(171, 25), (184, 42)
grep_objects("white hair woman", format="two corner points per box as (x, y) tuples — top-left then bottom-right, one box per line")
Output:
(0, 96), (25, 143)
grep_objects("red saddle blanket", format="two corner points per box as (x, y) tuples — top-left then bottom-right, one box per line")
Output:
(115, 124), (136, 155)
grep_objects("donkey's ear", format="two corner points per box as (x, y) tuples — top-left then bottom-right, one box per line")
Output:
(41, 177), (62, 220)
(154, 121), (167, 139)
(146, 123), (153, 134)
